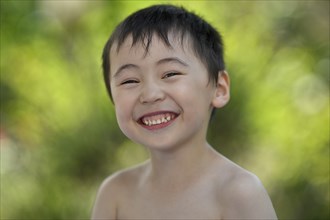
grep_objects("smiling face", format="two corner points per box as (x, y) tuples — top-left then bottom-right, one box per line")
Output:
(109, 34), (229, 151)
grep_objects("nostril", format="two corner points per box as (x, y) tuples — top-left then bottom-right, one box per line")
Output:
(139, 86), (166, 104)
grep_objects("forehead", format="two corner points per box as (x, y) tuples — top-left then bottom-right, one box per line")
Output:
(109, 32), (194, 62)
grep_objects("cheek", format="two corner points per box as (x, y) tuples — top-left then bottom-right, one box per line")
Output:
(113, 96), (131, 123)
(172, 80), (212, 104)
(114, 104), (134, 140)
(175, 82), (214, 118)
(114, 94), (134, 113)
(114, 105), (126, 127)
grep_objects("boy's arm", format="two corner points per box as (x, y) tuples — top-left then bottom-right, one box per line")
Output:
(91, 176), (118, 220)
(222, 173), (278, 220)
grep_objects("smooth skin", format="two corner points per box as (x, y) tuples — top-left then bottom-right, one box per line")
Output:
(92, 34), (277, 220)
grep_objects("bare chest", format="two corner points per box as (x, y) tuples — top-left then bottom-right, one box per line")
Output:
(117, 180), (222, 219)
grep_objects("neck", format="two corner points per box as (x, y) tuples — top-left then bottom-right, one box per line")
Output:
(147, 142), (215, 186)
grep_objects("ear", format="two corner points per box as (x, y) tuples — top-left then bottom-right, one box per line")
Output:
(212, 70), (230, 108)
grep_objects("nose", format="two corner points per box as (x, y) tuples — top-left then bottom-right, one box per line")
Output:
(139, 81), (165, 104)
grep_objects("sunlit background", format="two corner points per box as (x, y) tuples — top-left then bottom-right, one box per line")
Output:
(1, 1), (329, 219)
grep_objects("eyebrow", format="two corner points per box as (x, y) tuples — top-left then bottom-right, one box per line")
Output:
(113, 64), (139, 78)
(156, 57), (189, 67)
(113, 57), (189, 78)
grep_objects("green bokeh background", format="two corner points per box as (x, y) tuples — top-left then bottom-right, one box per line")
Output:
(1, 0), (329, 219)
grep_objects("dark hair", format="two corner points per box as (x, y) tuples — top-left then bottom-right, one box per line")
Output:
(102, 4), (225, 102)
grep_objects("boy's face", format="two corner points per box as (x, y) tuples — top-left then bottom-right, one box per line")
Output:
(109, 34), (227, 150)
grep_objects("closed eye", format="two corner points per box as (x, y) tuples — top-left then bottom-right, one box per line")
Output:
(121, 79), (139, 85)
(162, 72), (181, 79)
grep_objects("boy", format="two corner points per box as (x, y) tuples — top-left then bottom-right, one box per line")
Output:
(92, 4), (277, 220)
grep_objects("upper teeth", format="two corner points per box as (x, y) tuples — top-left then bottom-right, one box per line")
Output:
(142, 114), (174, 126)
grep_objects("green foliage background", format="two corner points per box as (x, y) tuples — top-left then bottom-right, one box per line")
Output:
(1, 0), (329, 219)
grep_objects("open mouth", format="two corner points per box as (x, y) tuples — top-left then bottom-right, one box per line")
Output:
(138, 111), (179, 128)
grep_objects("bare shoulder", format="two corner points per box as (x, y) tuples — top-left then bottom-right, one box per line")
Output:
(214, 155), (277, 219)
(91, 161), (149, 220)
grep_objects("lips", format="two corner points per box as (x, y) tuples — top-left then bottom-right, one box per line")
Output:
(138, 111), (178, 129)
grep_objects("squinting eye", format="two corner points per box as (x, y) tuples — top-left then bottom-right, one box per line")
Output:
(121, 79), (139, 85)
(163, 72), (180, 79)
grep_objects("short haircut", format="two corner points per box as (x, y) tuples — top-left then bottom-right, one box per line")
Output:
(102, 4), (225, 101)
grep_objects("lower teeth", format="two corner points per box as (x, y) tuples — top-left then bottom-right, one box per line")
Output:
(147, 119), (169, 126)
